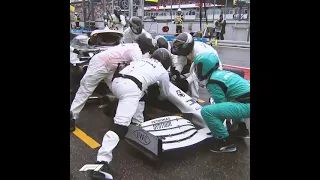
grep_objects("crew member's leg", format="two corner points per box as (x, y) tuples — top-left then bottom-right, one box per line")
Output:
(91, 78), (142, 179)
(229, 118), (250, 138)
(70, 56), (108, 131)
(220, 33), (224, 40)
(201, 102), (250, 153)
(189, 80), (199, 101)
(216, 32), (220, 40)
(103, 63), (145, 124)
(71, 56), (108, 118)
(132, 101), (145, 124)
(178, 26), (182, 34)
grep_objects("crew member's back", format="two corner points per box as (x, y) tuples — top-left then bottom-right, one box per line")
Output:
(120, 58), (169, 91)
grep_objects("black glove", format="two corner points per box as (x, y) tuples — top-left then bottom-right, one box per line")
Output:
(176, 79), (189, 92)
(70, 111), (75, 132)
(172, 70), (181, 80)
(73, 48), (80, 54)
(170, 67), (181, 81)
(147, 84), (160, 98)
(81, 51), (90, 57)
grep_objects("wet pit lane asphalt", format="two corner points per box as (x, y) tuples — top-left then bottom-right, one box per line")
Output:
(70, 88), (250, 180)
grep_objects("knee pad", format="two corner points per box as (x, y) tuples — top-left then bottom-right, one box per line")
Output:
(111, 124), (128, 140)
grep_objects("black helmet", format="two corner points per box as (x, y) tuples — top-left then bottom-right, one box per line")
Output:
(151, 48), (172, 70)
(156, 36), (169, 50)
(129, 17), (143, 35)
(171, 32), (194, 56)
(114, 6), (122, 17)
(136, 33), (158, 54)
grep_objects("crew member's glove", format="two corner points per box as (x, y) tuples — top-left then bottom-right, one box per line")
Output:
(147, 84), (160, 98)
(73, 48), (80, 54)
(176, 79), (189, 92)
(70, 111), (76, 132)
(81, 51), (90, 57)
(170, 67), (181, 81)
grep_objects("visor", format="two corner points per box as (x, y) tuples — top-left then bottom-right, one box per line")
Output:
(130, 23), (142, 34)
(172, 40), (185, 48)
(171, 39), (185, 54)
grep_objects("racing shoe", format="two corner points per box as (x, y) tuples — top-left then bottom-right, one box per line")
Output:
(89, 161), (114, 180)
(210, 137), (237, 153)
(230, 122), (250, 138)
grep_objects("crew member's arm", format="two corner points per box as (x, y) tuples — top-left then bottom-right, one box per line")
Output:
(120, 15), (126, 26)
(158, 72), (171, 100)
(124, 45), (143, 62)
(206, 83), (227, 103)
(70, 59), (108, 119)
(186, 62), (198, 84)
(171, 54), (179, 69)
(143, 30), (153, 39)
(70, 46), (74, 52)
(122, 28), (134, 43)
(172, 55), (187, 73)
(70, 46), (80, 54)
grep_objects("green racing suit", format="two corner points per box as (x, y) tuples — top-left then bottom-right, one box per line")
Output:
(201, 70), (250, 139)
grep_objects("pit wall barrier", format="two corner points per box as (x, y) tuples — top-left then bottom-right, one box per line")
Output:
(222, 64), (250, 80)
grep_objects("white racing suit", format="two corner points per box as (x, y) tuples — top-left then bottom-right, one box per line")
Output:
(70, 46), (75, 52)
(174, 41), (223, 101)
(96, 58), (170, 164)
(70, 46), (78, 63)
(142, 52), (152, 59)
(122, 28), (152, 43)
(105, 14), (126, 32)
(70, 43), (143, 120)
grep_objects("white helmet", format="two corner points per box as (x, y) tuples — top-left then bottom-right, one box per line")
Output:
(88, 29), (124, 46)
(178, 8), (182, 12)
(90, 29), (123, 37)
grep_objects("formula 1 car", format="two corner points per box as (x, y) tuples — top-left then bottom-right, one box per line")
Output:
(124, 81), (211, 160)
(102, 66), (246, 160)
(70, 32), (247, 160)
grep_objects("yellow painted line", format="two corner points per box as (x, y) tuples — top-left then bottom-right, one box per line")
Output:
(73, 127), (101, 149)
(198, 99), (205, 103)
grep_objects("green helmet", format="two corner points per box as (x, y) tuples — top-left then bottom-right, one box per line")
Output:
(194, 52), (220, 81)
